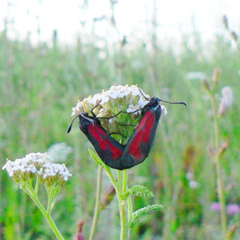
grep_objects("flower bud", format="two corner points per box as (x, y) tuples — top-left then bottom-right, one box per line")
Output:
(222, 15), (229, 30)
(102, 184), (116, 208)
(212, 68), (222, 83)
(231, 31), (238, 41)
(218, 86), (233, 116)
(74, 221), (85, 240)
(217, 141), (229, 158)
(201, 78), (211, 92)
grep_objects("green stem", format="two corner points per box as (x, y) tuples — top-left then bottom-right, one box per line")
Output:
(122, 170), (128, 194)
(210, 94), (227, 238)
(89, 165), (103, 240)
(104, 162), (130, 239)
(105, 166), (118, 188)
(127, 195), (133, 225)
(210, 95), (220, 149)
(34, 196), (64, 240)
(23, 184), (65, 240)
(216, 160), (227, 235)
(47, 187), (53, 215)
(34, 176), (40, 194)
(117, 169), (129, 240)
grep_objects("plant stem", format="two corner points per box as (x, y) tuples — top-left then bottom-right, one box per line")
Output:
(47, 187), (53, 215)
(23, 184), (65, 240)
(89, 165), (103, 240)
(34, 176), (40, 194)
(127, 195), (133, 225)
(34, 197), (65, 240)
(103, 160), (130, 239)
(117, 169), (129, 240)
(105, 166), (118, 188)
(210, 94), (227, 238)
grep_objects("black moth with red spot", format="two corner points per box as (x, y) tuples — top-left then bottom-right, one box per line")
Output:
(121, 97), (162, 169)
(67, 112), (125, 170)
(122, 96), (186, 169)
(68, 97), (186, 170)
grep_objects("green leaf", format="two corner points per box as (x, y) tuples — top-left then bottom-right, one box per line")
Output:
(88, 149), (105, 167)
(130, 204), (163, 228)
(129, 185), (154, 198)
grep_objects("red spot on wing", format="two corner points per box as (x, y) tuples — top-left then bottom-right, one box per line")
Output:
(89, 124), (107, 150)
(105, 139), (123, 160)
(128, 111), (155, 160)
(128, 132), (142, 159)
(89, 124), (122, 160)
(140, 111), (155, 143)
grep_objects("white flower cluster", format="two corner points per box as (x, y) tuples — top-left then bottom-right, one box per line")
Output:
(218, 86), (233, 116)
(70, 84), (167, 140)
(71, 84), (150, 117)
(2, 152), (72, 185)
(38, 162), (72, 186)
(2, 152), (50, 180)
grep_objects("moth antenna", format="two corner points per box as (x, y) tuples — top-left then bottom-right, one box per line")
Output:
(67, 113), (95, 133)
(97, 110), (129, 120)
(91, 100), (102, 117)
(159, 99), (187, 106)
(138, 87), (151, 101)
(67, 114), (80, 133)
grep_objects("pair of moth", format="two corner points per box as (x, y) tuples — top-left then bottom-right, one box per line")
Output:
(68, 92), (186, 170)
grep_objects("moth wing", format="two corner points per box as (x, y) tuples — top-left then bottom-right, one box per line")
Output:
(121, 106), (161, 168)
(86, 123), (124, 169)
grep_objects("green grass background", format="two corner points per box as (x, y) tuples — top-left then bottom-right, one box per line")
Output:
(0, 26), (240, 240)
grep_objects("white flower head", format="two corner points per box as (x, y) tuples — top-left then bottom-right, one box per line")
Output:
(218, 86), (233, 116)
(2, 152), (71, 186)
(70, 85), (169, 141)
(38, 162), (72, 186)
(2, 152), (51, 182)
(70, 85), (151, 117)
(126, 104), (142, 115)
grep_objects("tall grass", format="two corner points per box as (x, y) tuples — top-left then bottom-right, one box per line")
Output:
(0, 28), (240, 240)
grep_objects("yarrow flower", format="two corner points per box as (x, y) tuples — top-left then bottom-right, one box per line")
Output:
(38, 162), (72, 186)
(2, 152), (72, 186)
(218, 86), (233, 116)
(71, 84), (151, 118)
(3, 153), (72, 239)
(2, 152), (51, 182)
(70, 84), (167, 140)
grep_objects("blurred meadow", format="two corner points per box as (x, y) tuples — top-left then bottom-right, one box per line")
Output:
(1, 1), (240, 240)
